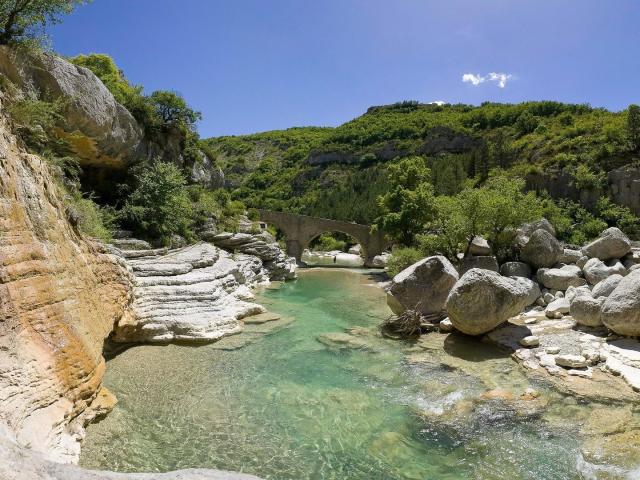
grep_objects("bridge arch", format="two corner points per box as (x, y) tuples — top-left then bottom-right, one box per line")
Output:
(258, 210), (389, 267)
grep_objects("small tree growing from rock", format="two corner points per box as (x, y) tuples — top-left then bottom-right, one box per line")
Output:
(0, 0), (88, 46)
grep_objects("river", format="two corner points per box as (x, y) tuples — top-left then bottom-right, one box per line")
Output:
(80, 268), (620, 479)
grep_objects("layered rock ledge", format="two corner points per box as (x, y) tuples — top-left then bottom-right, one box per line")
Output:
(109, 242), (276, 343)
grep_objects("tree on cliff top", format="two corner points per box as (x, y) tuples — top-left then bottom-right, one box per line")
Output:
(0, 0), (88, 46)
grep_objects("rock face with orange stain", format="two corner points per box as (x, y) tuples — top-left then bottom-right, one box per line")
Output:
(0, 111), (133, 463)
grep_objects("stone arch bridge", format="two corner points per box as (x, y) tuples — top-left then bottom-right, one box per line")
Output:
(258, 210), (389, 267)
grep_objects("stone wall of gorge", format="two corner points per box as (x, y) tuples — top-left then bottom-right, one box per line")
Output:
(0, 108), (133, 463)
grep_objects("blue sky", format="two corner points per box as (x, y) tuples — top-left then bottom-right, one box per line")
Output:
(50, 0), (640, 137)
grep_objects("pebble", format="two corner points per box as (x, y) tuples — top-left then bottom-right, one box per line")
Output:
(556, 354), (588, 369)
(568, 368), (593, 378)
(546, 346), (561, 354)
(519, 335), (540, 348)
(524, 318), (537, 325)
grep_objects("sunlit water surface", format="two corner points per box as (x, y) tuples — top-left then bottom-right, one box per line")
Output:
(81, 269), (605, 479)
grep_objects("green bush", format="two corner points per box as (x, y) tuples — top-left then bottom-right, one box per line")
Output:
(122, 162), (193, 243)
(310, 233), (347, 252)
(70, 195), (117, 241)
(386, 247), (424, 277)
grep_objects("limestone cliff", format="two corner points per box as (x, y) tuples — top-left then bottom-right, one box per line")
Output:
(0, 107), (133, 462)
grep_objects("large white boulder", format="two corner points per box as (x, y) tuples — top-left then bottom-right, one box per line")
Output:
(536, 265), (587, 290)
(583, 258), (627, 285)
(386, 256), (459, 318)
(601, 270), (640, 336)
(520, 229), (563, 269)
(545, 297), (570, 318)
(582, 227), (631, 261)
(570, 290), (604, 327)
(592, 274), (624, 298)
(445, 269), (533, 335)
(515, 218), (556, 248)
(558, 248), (583, 265)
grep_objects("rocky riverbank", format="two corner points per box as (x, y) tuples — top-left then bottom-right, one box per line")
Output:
(384, 220), (640, 400)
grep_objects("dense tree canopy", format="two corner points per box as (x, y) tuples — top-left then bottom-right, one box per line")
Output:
(375, 156), (437, 246)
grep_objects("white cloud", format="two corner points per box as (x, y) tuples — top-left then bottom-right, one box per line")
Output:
(462, 73), (485, 86)
(429, 100), (446, 106)
(462, 72), (513, 88)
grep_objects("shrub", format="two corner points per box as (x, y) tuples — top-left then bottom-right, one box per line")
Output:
(573, 164), (606, 191)
(386, 247), (423, 277)
(122, 162), (193, 243)
(7, 97), (64, 151)
(310, 233), (347, 252)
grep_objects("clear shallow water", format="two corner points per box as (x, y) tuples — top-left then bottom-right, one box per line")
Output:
(81, 269), (592, 479)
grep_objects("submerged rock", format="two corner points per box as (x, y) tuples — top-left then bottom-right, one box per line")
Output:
(386, 256), (459, 319)
(0, 435), (261, 480)
(445, 269), (533, 335)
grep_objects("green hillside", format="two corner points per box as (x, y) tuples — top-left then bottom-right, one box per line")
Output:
(204, 101), (639, 225)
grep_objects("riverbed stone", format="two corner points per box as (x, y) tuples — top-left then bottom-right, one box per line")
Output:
(243, 312), (282, 324)
(519, 335), (540, 347)
(459, 255), (499, 275)
(499, 261), (532, 278)
(556, 354), (588, 369)
(386, 255), (459, 319)
(592, 274), (623, 298)
(469, 236), (492, 256)
(558, 248), (583, 265)
(583, 258), (627, 285)
(536, 265), (586, 291)
(445, 269), (533, 335)
(601, 270), (640, 336)
(545, 297), (570, 318)
(520, 229), (563, 269)
(570, 290), (604, 327)
(515, 218), (556, 248)
(582, 227), (631, 261)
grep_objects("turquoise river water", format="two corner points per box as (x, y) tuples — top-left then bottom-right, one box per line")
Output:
(80, 269), (628, 479)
